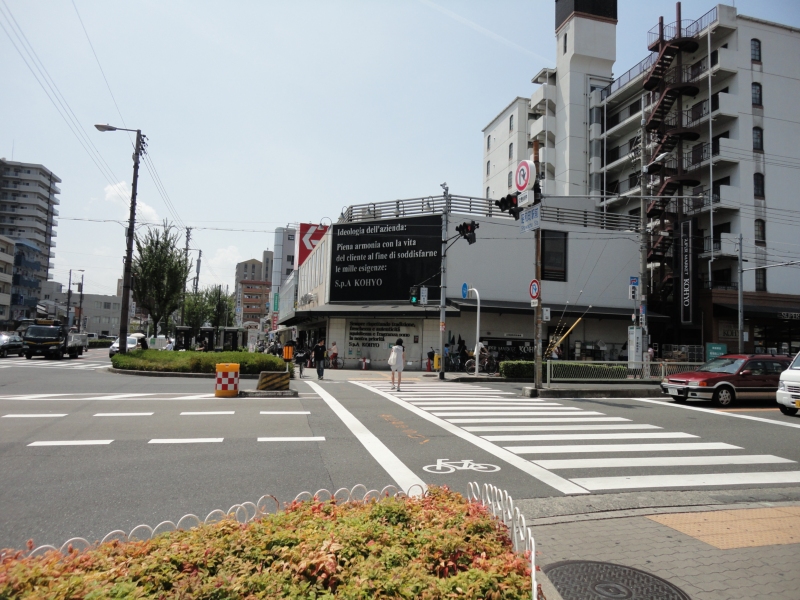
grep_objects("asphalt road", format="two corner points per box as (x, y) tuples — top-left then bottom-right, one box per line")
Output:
(2, 351), (800, 551)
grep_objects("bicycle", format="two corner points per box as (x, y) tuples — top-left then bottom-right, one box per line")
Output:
(324, 356), (344, 369)
(463, 355), (498, 375)
(422, 459), (500, 474)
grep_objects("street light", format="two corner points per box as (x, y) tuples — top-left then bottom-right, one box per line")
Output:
(94, 124), (147, 353)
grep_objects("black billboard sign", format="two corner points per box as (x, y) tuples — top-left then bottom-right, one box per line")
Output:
(680, 220), (693, 323)
(330, 215), (442, 303)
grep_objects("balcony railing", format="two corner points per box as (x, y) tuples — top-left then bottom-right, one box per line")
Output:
(684, 190), (720, 215)
(703, 237), (722, 253)
(602, 53), (657, 100)
(701, 280), (738, 291)
(647, 6), (718, 46)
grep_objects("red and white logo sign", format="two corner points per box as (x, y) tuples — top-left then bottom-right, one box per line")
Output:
(515, 160), (535, 193)
(529, 279), (540, 300)
(297, 223), (328, 267)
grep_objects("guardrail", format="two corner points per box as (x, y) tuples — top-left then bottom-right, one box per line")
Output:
(546, 361), (703, 386)
(11, 481), (541, 599)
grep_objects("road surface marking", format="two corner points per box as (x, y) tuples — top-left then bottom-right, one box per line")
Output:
(180, 411), (235, 416)
(28, 440), (113, 446)
(464, 424), (660, 432)
(535, 455), (796, 470)
(172, 394), (217, 400)
(410, 401), (559, 406)
(427, 406), (580, 412)
(149, 438), (224, 444)
(306, 381), (426, 495)
(81, 393), (156, 400)
(1, 394), (74, 399)
(506, 442), (741, 454)
(93, 412), (154, 417)
(260, 411), (311, 415)
(352, 381), (589, 496)
(483, 432), (698, 442)
(257, 436), (325, 442)
(431, 410), (605, 417)
(630, 398), (800, 431)
(447, 417), (630, 423)
(3, 413), (66, 418)
(572, 471), (800, 491)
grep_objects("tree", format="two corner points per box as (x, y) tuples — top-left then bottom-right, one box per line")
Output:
(183, 291), (211, 336)
(207, 285), (235, 328)
(132, 222), (191, 336)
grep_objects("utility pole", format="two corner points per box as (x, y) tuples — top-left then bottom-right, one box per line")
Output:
(66, 269), (73, 327)
(181, 227), (191, 325)
(118, 130), (145, 354)
(194, 249), (202, 294)
(639, 102), (649, 374)
(438, 183), (450, 380)
(533, 141), (543, 389)
(78, 272), (85, 332)
(738, 233), (744, 352)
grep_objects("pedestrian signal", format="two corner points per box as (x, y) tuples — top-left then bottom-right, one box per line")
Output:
(456, 221), (479, 244)
(409, 286), (420, 306)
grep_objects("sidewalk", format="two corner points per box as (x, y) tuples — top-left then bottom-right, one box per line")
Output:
(518, 488), (800, 600)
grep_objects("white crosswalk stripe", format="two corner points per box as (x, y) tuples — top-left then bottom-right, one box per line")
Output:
(2, 359), (108, 371)
(355, 381), (800, 494)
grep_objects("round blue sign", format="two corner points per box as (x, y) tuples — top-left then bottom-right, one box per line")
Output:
(461, 283), (469, 299)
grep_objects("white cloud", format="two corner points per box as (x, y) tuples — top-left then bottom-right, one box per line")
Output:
(203, 244), (244, 288)
(104, 181), (160, 224)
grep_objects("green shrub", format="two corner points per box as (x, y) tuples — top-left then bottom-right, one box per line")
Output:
(111, 349), (294, 377)
(498, 360), (538, 379)
(88, 339), (113, 348)
(0, 487), (531, 599)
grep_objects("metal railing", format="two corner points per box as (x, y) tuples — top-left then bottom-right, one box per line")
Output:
(701, 280), (738, 291)
(545, 361), (703, 386)
(338, 194), (641, 232)
(647, 7), (718, 46)
(602, 53), (657, 99)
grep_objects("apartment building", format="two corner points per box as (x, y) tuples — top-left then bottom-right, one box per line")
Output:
(237, 279), (270, 327)
(269, 226), (296, 330)
(509, 0), (800, 355)
(235, 258), (262, 287)
(0, 159), (59, 283)
(482, 98), (535, 200)
(0, 235), (13, 325)
(42, 281), (123, 336)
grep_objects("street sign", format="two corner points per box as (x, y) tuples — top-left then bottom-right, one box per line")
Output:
(420, 286), (429, 305)
(529, 279), (540, 300)
(531, 299), (539, 307)
(520, 204), (540, 233)
(461, 282), (469, 299)
(514, 160), (535, 192)
(706, 343), (727, 360)
(543, 307), (551, 322)
(517, 191), (529, 207)
(630, 276), (639, 286)
(440, 321), (446, 332)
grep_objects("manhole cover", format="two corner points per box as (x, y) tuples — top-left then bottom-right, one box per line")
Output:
(543, 560), (691, 600)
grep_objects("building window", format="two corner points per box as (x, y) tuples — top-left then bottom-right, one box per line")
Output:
(287, 234), (294, 241)
(285, 268), (292, 276)
(509, 114), (514, 132)
(751, 38), (761, 62)
(754, 173), (765, 198)
(508, 143), (514, 160)
(486, 160), (490, 176)
(103, 302), (111, 309)
(507, 171), (512, 188)
(487, 136), (491, 151)
(752, 82), (762, 106)
(753, 127), (763, 151)
(486, 186), (490, 198)
(542, 230), (567, 282)
(755, 268), (766, 291)
(563, 32), (567, 54)
(754, 219), (766, 245)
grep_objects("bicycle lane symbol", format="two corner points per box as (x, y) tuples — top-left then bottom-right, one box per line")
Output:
(422, 459), (501, 474)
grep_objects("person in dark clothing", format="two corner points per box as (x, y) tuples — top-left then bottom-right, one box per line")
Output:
(139, 337), (149, 350)
(313, 339), (326, 380)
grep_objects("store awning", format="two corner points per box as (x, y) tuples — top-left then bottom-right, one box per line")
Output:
(278, 303), (460, 326)
(451, 299), (669, 320)
(715, 303), (800, 319)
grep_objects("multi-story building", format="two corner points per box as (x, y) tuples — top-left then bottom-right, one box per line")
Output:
(482, 98), (535, 200)
(234, 258), (262, 288)
(506, 0), (800, 356)
(0, 234), (13, 325)
(42, 281), (123, 337)
(0, 159), (59, 283)
(261, 250), (273, 283)
(238, 279), (270, 327)
(270, 226), (296, 329)
(11, 239), (47, 320)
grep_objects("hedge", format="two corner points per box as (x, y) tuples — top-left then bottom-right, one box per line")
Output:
(88, 339), (113, 348)
(111, 349), (294, 377)
(0, 487), (531, 599)
(498, 361), (538, 379)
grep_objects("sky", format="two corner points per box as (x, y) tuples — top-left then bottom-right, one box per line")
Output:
(2, 0), (800, 296)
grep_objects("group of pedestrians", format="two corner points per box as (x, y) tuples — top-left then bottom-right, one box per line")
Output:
(292, 340), (339, 380)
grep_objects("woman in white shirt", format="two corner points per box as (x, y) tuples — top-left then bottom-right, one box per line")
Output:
(389, 338), (405, 391)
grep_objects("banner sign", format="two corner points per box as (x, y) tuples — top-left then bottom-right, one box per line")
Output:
(520, 204), (540, 233)
(330, 215), (442, 303)
(680, 220), (693, 324)
(297, 223), (328, 267)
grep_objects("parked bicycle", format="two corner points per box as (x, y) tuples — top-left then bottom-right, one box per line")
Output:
(463, 355), (498, 374)
(324, 356), (344, 369)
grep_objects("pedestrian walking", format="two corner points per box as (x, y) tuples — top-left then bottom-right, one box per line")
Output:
(313, 339), (326, 380)
(294, 345), (307, 378)
(388, 338), (405, 391)
(328, 341), (339, 368)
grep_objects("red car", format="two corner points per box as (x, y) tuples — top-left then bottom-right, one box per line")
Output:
(661, 354), (791, 407)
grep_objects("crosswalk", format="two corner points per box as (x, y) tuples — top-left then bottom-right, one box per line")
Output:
(0, 356), (108, 370)
(357, 381), (800, 494)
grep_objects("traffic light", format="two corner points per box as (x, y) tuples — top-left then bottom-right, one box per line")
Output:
(456, 221), (479, 244)
(495, 193), (521, 220)
(409, 286), (420, 306)
(533, 178), (542, 204)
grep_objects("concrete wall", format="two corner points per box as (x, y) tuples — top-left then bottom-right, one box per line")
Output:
(482, 98), (532, 200)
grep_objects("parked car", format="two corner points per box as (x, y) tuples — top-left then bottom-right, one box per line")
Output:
(0, 331), (25, 357)
(86, 332), (98, 340)
(776, 352), (800, 416)
(661, 354), (791, 407)
(109, 336), (138, 358)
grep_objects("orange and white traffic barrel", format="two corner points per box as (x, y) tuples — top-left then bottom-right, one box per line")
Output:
(215, 363), (240, 397)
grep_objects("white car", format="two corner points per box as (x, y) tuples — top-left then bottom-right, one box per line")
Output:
(777, 352), (800, 416)
(109, 336), (139, 358)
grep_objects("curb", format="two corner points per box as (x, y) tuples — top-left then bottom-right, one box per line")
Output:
(538, 571), (564, 600)
(107, 368), (265, 380)
(239, 390), (298, 398)
(522, 386), (663, 398)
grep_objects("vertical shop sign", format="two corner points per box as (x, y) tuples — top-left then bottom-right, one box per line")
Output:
(680, 220), (693, 324)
